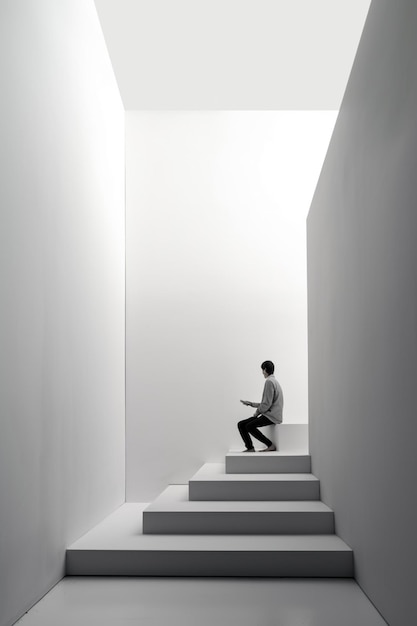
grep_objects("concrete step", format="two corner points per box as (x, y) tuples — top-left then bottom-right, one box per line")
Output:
(189, 463), (320, 501)
(142, 485), (334, 535)
(66, 503), (353, 577)
(226, 451), (311, 474)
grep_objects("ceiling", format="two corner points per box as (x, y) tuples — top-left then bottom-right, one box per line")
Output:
(94, 0), (372, 110)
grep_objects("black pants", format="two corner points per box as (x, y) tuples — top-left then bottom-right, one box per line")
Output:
(238, 414), (274, 450)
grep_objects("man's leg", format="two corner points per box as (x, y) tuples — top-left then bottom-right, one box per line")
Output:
(238, 415), (274, 450)
(237, 416), (257, 450)
(247, 415), (274, 447)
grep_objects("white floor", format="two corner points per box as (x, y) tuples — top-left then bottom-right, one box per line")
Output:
(15, 577), (387, 626)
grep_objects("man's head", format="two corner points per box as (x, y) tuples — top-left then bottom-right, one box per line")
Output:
(261, 360), (275, 377)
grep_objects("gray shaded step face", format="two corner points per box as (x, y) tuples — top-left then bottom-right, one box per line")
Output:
(226, 451), (311, 474)
(67, 544), (353, 577)
(142, 486), (334, 535)
(189, 463), (320, 501)
(66, 504), (353, 577)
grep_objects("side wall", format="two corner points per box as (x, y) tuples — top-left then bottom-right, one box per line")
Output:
(0, 2), (125, 625)
(307, 2), (417, 624)
(126, 111), (336, 501)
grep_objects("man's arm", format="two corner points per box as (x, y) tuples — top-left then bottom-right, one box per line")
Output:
(253, 379), (275, 416)
(240, 400), (260, 407)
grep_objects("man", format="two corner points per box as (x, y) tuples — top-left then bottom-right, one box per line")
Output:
(238, 360), (283, 452)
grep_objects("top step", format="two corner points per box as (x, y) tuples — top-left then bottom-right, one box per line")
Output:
(226, 451), (311, 474)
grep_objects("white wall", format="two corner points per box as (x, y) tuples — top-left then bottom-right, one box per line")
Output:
(307, 1), (417, 624)
(126, 111), (336, 501)
(0, 2), (125, 625)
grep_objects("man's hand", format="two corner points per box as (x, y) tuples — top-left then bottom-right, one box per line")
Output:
(240, 400), (252, 406)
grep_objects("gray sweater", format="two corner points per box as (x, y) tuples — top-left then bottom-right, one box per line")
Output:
(253, 375), (283, 424)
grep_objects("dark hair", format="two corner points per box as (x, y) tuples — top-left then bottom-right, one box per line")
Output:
(261, 361), (274, 375)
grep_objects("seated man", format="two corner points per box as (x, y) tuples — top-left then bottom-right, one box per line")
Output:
(239, 360), (283, 452)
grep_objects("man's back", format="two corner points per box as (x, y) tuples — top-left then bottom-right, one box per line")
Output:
(259, 375), (283, 424)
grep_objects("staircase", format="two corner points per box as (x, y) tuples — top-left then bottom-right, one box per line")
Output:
(66, 450), (353, 577)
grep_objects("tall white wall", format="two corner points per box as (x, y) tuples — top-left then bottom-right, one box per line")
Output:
(0, 2), (125, 625)
(307, 1), (417, 624)
(126, 111), (336, 501)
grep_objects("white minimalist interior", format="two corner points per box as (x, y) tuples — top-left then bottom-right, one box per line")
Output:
(3, 0), (417, 625)
(125, 110), (336, 501)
